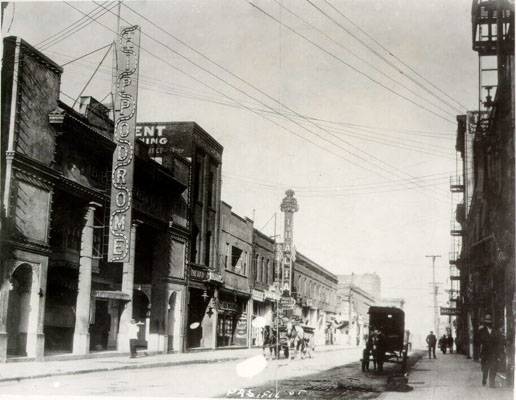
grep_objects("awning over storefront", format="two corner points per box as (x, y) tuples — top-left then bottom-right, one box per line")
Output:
(94, 290), (131, 301)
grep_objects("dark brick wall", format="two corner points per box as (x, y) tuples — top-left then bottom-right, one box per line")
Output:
(15, 41), (62, 166)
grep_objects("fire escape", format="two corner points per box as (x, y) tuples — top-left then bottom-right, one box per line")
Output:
(472, 0), (513, 131)
(449, 155), (463, 312)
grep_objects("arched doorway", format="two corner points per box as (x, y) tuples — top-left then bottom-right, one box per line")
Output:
(6, 264), (33, 356)
(167, 292), (177, 352)
(132, 290), (150, 348)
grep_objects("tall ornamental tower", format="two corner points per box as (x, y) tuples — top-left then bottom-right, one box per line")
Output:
(280, 189), (298, 295)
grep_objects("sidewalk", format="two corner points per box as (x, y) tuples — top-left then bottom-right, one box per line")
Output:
(0, 344), (352, 383)
(379, 351), (514, 400)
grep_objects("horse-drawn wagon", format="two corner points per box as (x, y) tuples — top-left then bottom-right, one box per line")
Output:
(263, 321), (315, 360)
(361, 306), (409, 373)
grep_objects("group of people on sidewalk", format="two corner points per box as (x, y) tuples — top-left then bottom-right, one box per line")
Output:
(425, 331), (454, 358)
(425, 314), (506, 389)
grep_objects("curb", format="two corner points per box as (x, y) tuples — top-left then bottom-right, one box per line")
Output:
(0, 356), (241, 383)
(0, 345), (356, 383)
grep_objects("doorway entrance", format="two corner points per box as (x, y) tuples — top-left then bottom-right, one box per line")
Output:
(90, 300), (110, 351)
(133, 290), (150, 348)
(6, 264), (33, 357)
(167, 292), (177, 352)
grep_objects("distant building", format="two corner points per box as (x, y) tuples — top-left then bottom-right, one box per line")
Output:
(217, 202), (253, 348)
(292, 252), (338, 346)
(338, 273), (381, 302)
(250, 228), (277, 347)
(336, 275), (377, 347)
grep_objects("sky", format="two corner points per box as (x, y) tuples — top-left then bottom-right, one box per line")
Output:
(2, 0), (478, 341)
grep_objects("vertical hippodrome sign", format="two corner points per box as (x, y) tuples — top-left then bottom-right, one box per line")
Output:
(108, 26), (141, 263)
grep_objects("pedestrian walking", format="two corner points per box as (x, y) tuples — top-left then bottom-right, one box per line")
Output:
(426, 331), (437, 359)
(128, 319), (140, 358)
(478, 315), (505, 388)
(438, 335), (447, 354)
(262, 326), (277, 359)
(447, 335), (454, 354)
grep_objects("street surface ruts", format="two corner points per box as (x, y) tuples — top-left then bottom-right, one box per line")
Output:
(223, 352), (423, 399)
(0, 348), (423, 399)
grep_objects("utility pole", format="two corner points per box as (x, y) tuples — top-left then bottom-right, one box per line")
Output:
(426, 255), (441, 336)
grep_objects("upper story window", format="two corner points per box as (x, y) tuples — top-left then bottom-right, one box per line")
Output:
(204, 231), (212, 267)
(231, 246), (243, 274)
(243, 251), (248, 275)
(194, 157), (203, 202)
(207, 170), (215, 207)
(261, 257), (265, 282)
(255, 253), (260, 282)
(225, 242), (230, 268)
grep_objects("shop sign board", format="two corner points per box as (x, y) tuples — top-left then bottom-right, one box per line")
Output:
(208, 271), (224, 284)
(108, 25), (141, 263)
(440, 307), (460, 316)
(235, 316), (248, 338)
(190, 267), (208, 281)
(279, 296), (296, 310)
(219, 301), (239, 313)
(264, 289), (280, 302)
(252, 289), (265, 302)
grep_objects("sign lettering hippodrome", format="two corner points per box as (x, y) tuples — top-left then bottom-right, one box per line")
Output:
(108, 26), (141, 263)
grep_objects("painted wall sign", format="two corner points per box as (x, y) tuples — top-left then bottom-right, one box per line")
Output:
(136, 123), (193, 158)
(108, 25), (141, 263)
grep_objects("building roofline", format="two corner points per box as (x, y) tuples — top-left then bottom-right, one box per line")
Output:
(296, 251), (337, 281)
(338, 283), (376, 301)
(4, 36), (63, 74)
(253, 228), (275, 244)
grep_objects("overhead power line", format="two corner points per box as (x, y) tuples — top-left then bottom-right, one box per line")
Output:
(272, 0), (457, 119)
(72, 42), (113, 108)
(248, 1), (455, 125)
(66, 1), (396, 182)
(48, 47), (457, 139)
(118, 1), (452, 202)
(68, 1), (451, 203)
(307, 0), (465, 115)
(60, 43), (112, 67)
(99, 1), (444, 187)
(37, 2), (116, 51)
(322, 0), (468, 112)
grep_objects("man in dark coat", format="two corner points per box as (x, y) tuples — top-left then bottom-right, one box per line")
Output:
(374, 329), (387, 372)
(478, 315), (505, 388)
(426, 331), (437, 359)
